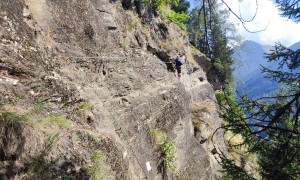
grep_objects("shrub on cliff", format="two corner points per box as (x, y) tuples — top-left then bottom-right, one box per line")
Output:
(166, 10), (189, 30)
(150, 0), (189, 30)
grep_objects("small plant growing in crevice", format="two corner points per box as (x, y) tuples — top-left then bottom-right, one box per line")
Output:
(88, 150), (109, 180)
(161, 141), (175, 171)
(78, 130), (102, 143)
(0, 112), (28, 136)
(45, 133), (59, 150)
(0, 112), (28, 160)
(26, 158), (57, 178)
(0, 111), (28, 124)
(80, 101), (90, 110)
(120, 41), (130, 50)
(25, 139), (83, 179)
(191, 102), (214, 114)
(47, 114), (70, 128)
(150, 129), (167, 145)
(24, 133), (59, 178)
(160, 40), (174, 52)
(192, 118), (201, 132)
(150, 129), (176, 171)
(33, 100), (45, 114)
(127, 20), (139, 31)
(71, 132), (81, 147)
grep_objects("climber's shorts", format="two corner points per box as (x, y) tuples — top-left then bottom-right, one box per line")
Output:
(176, 67), (181, 74)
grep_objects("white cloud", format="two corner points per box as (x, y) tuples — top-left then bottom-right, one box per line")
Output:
(224, 0), (300, 46)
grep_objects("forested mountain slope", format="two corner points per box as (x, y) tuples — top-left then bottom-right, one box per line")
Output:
(233, 40), (300, 98)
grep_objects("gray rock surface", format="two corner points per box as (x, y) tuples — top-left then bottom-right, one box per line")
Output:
(0, 0), (226, 179)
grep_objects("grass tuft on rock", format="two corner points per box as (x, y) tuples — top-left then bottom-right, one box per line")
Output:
(161, 141), (176, 171)
(150, 129), (167, 145)
(80, 101), (90, 110)
(1, 111), (28, 123)
(150, 129), (175, 171)
(88, 150), (108, 180)
(47, 114), (70, 128)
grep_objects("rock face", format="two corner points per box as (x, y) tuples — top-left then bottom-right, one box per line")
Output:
(0, 0), (226, 179)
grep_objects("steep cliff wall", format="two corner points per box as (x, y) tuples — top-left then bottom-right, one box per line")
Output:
(0, 0), (225, 179)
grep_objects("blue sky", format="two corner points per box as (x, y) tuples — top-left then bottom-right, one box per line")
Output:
(188, 0), (300, 47)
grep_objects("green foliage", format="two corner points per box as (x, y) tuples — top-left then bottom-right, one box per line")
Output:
(32, 97), (51, 113)
(210, 11), (235, 87)
(220, 153), (255, 180)
(188, 0), (300, 178)
(71, 132), (81, 147)
(33, 100), (45, 113)
(192, 118), (201, 131)
(141, 0), (149, 3)
(127, 20), (138, 31)
(215, 93), (245, 135)
(25, 134), (59, 178)
(121, 41), (129, 50)
(187, 3), (238, 89)
(150, 129), (167, 145)
(191, 102), (215, 132)
(160, 40), (174, 51)
(26, 156), (77, 179)
(216, 93), (238, 109)
(275, 0), (300, 23)
(80, 101), (90, 110)
(0, 112), (28, 123)
(239, 9), (300, 176)
(258, 128), (300, 179)
(187, 9), (203, 48)
(166, 10), (189, 30)
(157, 3), (166, 14)
(161, 141), (175, 171)
(217, 42), (300, 178)
(149, 129), (175, 171)
(26, 158), (56, 178)
(47, 114), (70, 128)
(87, 132), (102, 143)
(78, 130), (102, 143)
(213, 59), (233, 85)
(152, 0), (178, 13)
(45, 133), (59, 150)
(171, 0), (190, 14)
(0, 112), (28, 156)
(148, 0), (189, 30)
(88, 150), (107, 180)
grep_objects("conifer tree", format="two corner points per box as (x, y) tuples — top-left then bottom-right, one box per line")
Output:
(218, 1), (300, 179)
(187, 1), (238, 89)
(210, 9), (235, 88)
(171, 0), (190, 14)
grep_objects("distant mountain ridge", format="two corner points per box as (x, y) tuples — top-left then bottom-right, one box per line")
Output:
(233, 40), (300, 98)
(290, 41), (300, 50)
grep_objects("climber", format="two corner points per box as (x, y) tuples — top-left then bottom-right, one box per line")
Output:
(174, 54), (184, 79)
